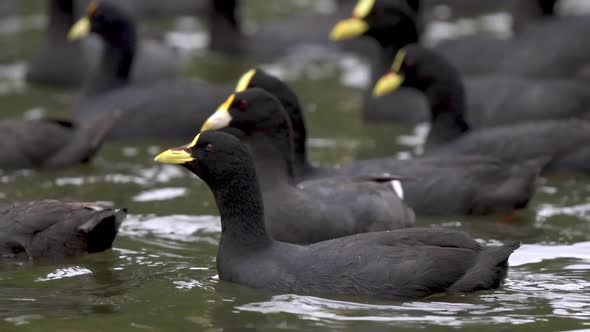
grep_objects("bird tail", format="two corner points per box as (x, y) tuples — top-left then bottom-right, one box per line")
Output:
(78, 207), (127, 253)
(449, 241), (520, 293)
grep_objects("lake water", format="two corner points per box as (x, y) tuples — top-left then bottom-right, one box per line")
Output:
(0, 1), (589, 331)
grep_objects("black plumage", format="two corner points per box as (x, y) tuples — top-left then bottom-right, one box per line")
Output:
(376, 44), (590, 173)
(27, 0), (179, 88)
(155, 130), (519, 300)
(208, 0), (371, 59)
(231, 69), (539, 216)
(331, 0), (590, 124)
(0, 113), (116, 170)
(436, 13), (590, 80)
(69, 1), (232, 140)
(202, 88), (414, 244)
(0, 201), (126, 261)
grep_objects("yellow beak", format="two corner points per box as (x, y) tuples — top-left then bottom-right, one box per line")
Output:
(154, 134), (201, 164)
(154, 148), (194, 164)
(330, 18), (369, 41)
(68, 17), (91, 41)
(372, 72), (405, 97)
(235, 69), (256, 92)
(201, 95), (234, 131)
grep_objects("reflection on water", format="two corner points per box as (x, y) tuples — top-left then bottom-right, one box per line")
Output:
(0, 0), (590, 331)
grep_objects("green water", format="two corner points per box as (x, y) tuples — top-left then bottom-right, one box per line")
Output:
(0, 1), (589, 331)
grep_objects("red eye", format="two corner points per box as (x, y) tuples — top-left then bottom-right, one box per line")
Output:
(205, 144), (213, 152)
(238, 100), (248, 111)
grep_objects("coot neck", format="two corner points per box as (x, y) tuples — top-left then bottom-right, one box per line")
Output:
(537, 0), (557, 16)
(373, 45), (401, 84)
(211, 163), (272, 247)
(209, 0), (244, 53)
(370, 20), (420, 82)
(423, 78), (470, 150)
(274, 92), (315, 178)
(48, 0), (76, 40)
(87, 24), (136, 95)
(248, 127), (297, 190)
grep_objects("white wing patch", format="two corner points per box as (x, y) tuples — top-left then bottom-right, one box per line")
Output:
(391, 180), (404, 200)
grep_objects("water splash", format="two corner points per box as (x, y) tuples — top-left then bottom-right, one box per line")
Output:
(34, 267), (92, 282)
(119, 214), (221, 243)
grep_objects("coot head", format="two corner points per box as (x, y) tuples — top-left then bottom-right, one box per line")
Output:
(201, 88), (288, 135)
(155, 131), (253, 189)
(330, 0), (419, 47)
(373, 45), (458, 96)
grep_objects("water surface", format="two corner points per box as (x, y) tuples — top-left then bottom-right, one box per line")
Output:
(0, 1), (589, 331)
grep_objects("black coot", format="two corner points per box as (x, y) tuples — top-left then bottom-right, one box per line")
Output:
(201, 88), (415, 244)
(373, 45), (590, 173)
(68, 1), (232, 140)
(27, 0), (180, 88)
(155, 130), (519, 300)
(227, 69), (540, 216)
(330, 0), (590, 123)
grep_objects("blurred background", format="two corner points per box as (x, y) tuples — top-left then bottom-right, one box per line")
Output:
(0, 0), (590, 331)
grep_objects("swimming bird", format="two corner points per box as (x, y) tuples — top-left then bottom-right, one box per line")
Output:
(225, 69), (539, 216)
(27, 0), (180, 88)
(155, 130), (519, 300)
(330, 0), (590, 124)
(68, 1), (232, 140)
(373, 45), (590, 173)
(201, 88), (415, 244)
(0, 201), (126, 261)
(208, 0), (377, 59)
(27, 0), (97, 87)
(0, 112), (117, 170)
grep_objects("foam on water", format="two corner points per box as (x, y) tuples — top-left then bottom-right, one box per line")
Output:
(260, 52), (370, 89)
(397, 123), (430, 148)
(165, 31), (209, 53)
(537, 203), (590, 221)
(120, 214), (221, 243)
(0, 62), (25, 96)
(53, 165), (188, 187)
(424, 13), (513, 46)
(510, 242), (590, 267)
(34, 267), (92, 282)
(338, 56), (371, 88)
(133, 187), (188, 202)
(308, 137), (360, 149)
